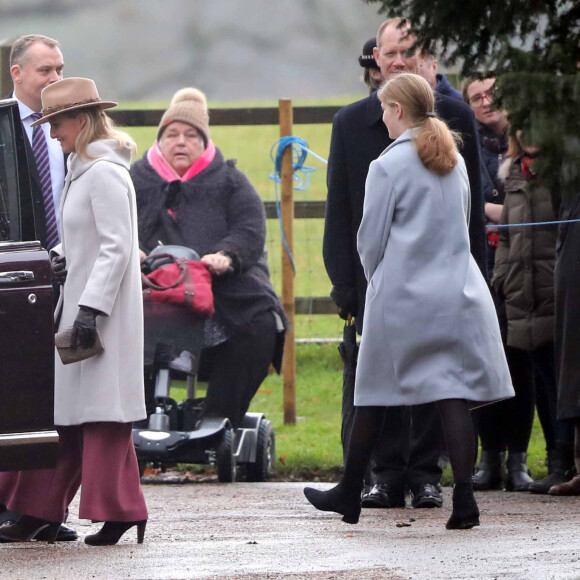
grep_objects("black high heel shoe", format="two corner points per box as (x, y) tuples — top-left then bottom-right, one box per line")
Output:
(0, 514), (60, 544)
(303, 483), (361, 524)
(84, 520), (147, 546)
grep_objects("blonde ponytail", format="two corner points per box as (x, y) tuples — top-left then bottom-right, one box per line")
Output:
(378, 73), (461, 176)
(415, 116), (461, 175)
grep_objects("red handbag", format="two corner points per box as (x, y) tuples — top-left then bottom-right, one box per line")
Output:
(142, 254), (215, 319)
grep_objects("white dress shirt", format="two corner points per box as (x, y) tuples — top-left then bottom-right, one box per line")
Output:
(16, 97), (65, 233)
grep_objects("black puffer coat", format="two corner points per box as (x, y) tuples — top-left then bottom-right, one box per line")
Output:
(492, 158), (557, 351)
(131, 148), (287, 370)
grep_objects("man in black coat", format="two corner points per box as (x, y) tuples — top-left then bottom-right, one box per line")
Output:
(323, 18), (486, 509)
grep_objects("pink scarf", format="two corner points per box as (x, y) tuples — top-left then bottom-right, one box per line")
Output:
(147, 139), (216, 182)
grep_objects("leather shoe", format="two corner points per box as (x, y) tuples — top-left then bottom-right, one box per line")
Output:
(37, 523), (78, 542)
(0, 519), (77, 542)
(410, 483), (443, 508)
(548, 474), (580, 496)
(360, 483), (405, 508)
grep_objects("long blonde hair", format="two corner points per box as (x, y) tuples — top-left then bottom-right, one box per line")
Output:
(379, 73), (461, 175)
(60, 107), (136, 159)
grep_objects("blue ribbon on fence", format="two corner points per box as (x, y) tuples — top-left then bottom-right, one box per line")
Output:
(269, 137), (327, 276)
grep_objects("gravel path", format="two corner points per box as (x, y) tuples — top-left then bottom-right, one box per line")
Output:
(1, 482), (580, 580)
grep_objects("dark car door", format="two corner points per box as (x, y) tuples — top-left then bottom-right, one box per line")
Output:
(0, 98), (58, 470)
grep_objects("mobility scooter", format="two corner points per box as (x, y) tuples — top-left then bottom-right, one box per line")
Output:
(132, 246), (275, 482)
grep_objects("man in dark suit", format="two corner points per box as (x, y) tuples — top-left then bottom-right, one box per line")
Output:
(9, 34), (66, 250)
(0, 34), (77, 543)
(324, 17), (486, 510)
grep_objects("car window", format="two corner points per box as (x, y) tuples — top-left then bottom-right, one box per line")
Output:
(0, 110), (20, 242)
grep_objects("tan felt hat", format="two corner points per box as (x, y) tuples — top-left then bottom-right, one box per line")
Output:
(31, 77), (117, 127)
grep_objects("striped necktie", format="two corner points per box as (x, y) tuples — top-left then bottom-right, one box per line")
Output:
(30, 112), (59, 249)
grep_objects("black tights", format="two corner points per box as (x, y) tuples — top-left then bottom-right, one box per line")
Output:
(343, 400), (475, 488)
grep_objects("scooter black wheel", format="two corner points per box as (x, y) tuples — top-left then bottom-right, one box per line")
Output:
(216, 428), (236, 483)
(246, 418), (275, 482)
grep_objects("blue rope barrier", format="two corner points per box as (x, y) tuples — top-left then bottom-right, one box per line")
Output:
(486, 218), (580, 229)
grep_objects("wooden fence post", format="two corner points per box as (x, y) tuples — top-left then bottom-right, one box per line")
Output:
(0, 39), (14, 98)
(279, 98), (296, 425)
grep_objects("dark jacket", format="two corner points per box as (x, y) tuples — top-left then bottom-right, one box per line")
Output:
(435, 74), (462, 101)
(477, 122), (508, 276)
(479, 123), (508, 203)
(554, 190), (580, 420)
(7, 91), (67, 248)
(323, 91), (486, 333)
(492, 158), (557, 351)
(131, 148), (287, 369)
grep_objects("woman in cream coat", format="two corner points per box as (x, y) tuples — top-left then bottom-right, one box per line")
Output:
(305, 73), (513, 531)
(0, 78), (147, 546)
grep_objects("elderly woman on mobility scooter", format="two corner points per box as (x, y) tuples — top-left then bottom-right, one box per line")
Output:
(131, 87), (287, 429)
(0, 78), (148, 545)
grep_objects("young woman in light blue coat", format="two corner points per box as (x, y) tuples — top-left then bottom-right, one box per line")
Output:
(305, 73), (513, 530)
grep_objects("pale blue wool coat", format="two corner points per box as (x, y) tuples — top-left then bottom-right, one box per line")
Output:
(354, 130), (513, 407)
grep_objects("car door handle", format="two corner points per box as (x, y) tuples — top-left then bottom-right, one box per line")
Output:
(0, 270), (35, 284)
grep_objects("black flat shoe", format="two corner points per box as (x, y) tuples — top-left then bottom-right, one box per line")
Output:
(360, 483), (406, 508)
(303, 484), (361, 524)
(0, 515), (60, 544)
(36, 523), (78, 542)
(84, 520), (147, 546)
(410, 483), (443, 508)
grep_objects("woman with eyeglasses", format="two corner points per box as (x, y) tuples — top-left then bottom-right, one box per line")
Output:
(462, 78), (575, 493)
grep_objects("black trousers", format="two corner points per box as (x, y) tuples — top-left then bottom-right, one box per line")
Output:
(473, 346), (535, 452)
(369, 403), (443, 487)
(529, 343), (573, 447)
(199, 311), (277, 428)
(342, 369), (442, 487)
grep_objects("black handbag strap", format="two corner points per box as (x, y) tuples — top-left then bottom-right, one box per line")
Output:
(141, 255), (188, 290)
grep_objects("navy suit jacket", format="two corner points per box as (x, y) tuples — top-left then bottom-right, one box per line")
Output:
(323, 91), (487, 333)
(7, 91), (67, 249)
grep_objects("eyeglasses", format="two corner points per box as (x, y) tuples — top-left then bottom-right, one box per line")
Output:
(468, 89), (494, 106)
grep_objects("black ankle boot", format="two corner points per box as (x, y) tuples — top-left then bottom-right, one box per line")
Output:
(446, 482), (480, 530)
(303, 482), (362, 524)
(529, 443), (575, 494)
(0, 514), (60, 544)
(472, 450), (505, 490)
(505, 452), (534, 491)
(84, 520), (147, 546)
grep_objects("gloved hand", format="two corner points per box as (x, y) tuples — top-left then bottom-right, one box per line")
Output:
(71, 306), (100, 349)
(330, 285), (358, 320)
(50, 255), (67, 285)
